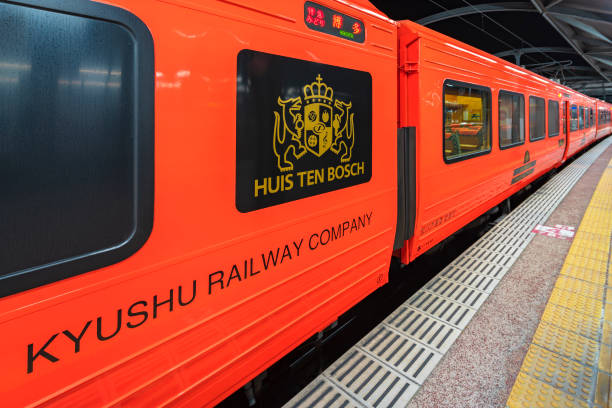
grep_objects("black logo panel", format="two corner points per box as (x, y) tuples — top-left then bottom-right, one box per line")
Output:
(236, 50), (372, 212)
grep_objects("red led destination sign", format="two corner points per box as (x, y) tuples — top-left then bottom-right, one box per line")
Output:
(304, 1), (365, 43)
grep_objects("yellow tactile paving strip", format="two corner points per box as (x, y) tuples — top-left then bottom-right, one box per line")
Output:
(507, 159), (612, 408)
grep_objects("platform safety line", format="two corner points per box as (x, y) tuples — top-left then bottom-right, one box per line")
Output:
(506, 156), (612, 408)
(286, 138), (612, 408)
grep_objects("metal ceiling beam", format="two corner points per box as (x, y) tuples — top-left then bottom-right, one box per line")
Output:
(414, 0), (611, 83)
(553, 14), (612, 44)
(573, 34), (609, 46)
(547, 7), (612, 26)
(495, 47), (574, 58)
(545, 0), (565, 9)
(416, 2), (612, 27)
(416, 2), (535, 26)
(571, 82), (612, 89)
(575, 89), (612, 96)
(586, 47), (612, 55)
(591, 56), (612, 68)
(562, 76), (603, 81)
(529, 0), (611, 83)
(531, 65), (596, 72)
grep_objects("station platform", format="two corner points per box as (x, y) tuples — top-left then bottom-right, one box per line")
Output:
(284, 136), (612, 408)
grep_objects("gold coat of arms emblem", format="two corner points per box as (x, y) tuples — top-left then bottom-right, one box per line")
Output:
(273, 74), (355, 172)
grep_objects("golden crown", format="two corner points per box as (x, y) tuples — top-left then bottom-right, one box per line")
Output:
(303, 74), (333, 106)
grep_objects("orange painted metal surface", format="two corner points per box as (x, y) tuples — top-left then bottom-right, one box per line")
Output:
(596, 100), (612, 140)
(396, 20), (612, 263)
(0, 1), (396, 407)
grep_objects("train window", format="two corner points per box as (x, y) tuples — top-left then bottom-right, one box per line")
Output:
(579, 106), (584, 129)
(499, 90), (525, 149)
(529, 96), (546, 141)
(600, 109), (609, 125)
(443, 80), (492, 162)
(548, 100), (559, 137)
(0, 1), (154, 297)
(570, 105), (578, 131)
(589, 108), (594, 128)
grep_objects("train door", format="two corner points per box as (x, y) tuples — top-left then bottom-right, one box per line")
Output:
(395, 28), (420, 263)
(562, 100), (570, 161)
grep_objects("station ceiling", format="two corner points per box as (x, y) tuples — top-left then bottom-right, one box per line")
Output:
(370, 0), (612, 102)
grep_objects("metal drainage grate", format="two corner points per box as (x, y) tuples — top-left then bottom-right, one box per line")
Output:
(285, 137), (612, 408)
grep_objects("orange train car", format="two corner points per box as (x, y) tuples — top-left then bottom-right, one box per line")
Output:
(596, 100), (612, 140)
(0, 0), (397, 406)
(0, 0), (611, 407)
(394, 19), (612, 263)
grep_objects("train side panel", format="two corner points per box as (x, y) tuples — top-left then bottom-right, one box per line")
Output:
(397, 21), (565, 261)
(565, 94), (596, 157)
(596, 101), (612, 140)
(0, 1), (397, 406)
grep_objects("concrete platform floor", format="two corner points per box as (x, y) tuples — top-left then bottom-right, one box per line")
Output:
(406, 142), (612, 408)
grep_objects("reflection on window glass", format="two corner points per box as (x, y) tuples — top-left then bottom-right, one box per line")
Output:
(579, 106), (584, 129)
(529, 96), (545, 141)
(570, 105), (578, 131)
(444, 81), (491, 162)
(589, 108), (594, 128)
(548, 100), (559, 137)
(0, 0), (154, 296)
(499, 91), (525, 148)
(599, 109), (609, 125)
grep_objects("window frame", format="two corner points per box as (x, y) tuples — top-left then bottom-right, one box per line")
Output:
(528, 95), (546, 142)
(570, 104), (578, 131)
(498, 89), (526, 150)
(548, 99), (560, 137)
(0, 0), (155, 298)
(442, 79), (492, 164)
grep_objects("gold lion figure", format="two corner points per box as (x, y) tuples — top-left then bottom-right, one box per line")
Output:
(331, 100), (355, 163)
(273, 96), (307, 172)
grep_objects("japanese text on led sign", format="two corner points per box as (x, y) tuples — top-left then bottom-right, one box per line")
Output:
(304, 2), (365, 43)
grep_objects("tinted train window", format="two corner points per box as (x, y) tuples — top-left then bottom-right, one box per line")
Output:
(0, 1), (154, 297)
(570, 105), (578, 131)
(529, 96), (545, 141)
(589, 108), (594, 128)
(579, 106), (584, 129)
(548, 100), (559, 137)
(443, 80), (491, 162)
(499, 91), (525, 148)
